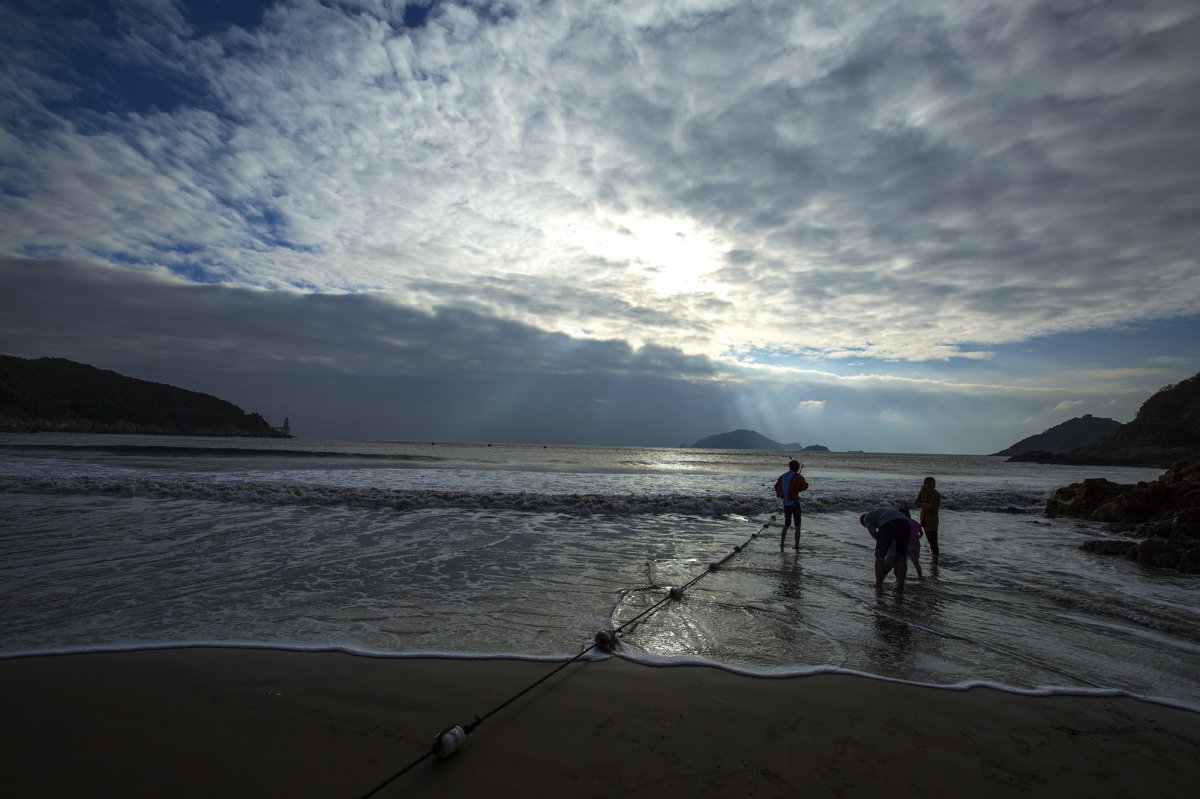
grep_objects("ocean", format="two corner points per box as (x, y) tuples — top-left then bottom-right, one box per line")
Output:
(2, 434), (1197, 708)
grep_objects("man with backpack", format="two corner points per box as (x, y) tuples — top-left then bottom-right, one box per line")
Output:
(774, 460), (809, 550)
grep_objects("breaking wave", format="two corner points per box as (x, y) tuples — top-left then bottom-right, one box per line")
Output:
(0, 474), (1050, 516)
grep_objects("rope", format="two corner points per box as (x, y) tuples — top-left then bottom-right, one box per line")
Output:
(612, 515), (774, 636)
(360, 751), (433, 798)
(360, 513), (775, 797)
(360, 647), (603, 798)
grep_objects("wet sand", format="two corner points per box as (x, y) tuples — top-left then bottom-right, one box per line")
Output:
(2, 647), (1198, 797)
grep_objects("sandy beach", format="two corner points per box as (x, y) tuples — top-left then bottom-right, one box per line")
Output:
(1, 648), (1197, 798)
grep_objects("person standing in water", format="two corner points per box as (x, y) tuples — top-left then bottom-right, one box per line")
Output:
(915, 476), (941, 563)
(774, 459), (809, 550)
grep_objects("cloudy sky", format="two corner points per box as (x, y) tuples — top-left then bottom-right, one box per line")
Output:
(2, 0), (1198, 453)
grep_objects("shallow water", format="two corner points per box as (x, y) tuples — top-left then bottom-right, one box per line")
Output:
(1, 434), (1195, 707)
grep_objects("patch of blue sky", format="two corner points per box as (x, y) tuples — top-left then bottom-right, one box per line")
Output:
(82, 63), (202, 117)
(14, 244), (66, 260)
(1, 3), (198, 119)
(81, 248), (148, 267)
(738, 314), (1200, 384)
(76, 245), (228, 285)
(178, 0), (274, 38)
(164, 241), (207, 256)
(981, 317), (1200, 375)
(224, 200), (319, 255)
(164, 262), (229, 284)
(403, 3), (434, 29)
(472, 2), (520, 24)
(37, 43), (203, 119)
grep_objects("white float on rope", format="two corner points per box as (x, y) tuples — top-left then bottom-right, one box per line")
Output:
(433, 725), (467, 759)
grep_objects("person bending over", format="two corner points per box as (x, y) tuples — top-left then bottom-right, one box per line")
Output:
(860, 506), (910, 591)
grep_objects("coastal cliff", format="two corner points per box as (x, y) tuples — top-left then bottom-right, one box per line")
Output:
(0, 355), (287, 437)
(1010, 372), (1200, 468)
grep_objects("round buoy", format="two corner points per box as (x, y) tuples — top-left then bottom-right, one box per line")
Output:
(668, 586), (684, 600)
(432, 725), (467, 759)
(594, 629), (618, 650)
(709, 562), (720, 571)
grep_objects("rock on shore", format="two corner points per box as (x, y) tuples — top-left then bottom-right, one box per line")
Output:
(1046, 460), (1200, 573)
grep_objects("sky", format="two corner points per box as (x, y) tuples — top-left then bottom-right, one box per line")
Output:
(1, 0), (1198, 453)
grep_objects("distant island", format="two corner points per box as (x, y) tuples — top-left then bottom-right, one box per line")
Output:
(691, 429), (829, 451)
(1003, 372), (1200, 468)
(992, 414), (1122, 456)
(0, 355), (288, 438)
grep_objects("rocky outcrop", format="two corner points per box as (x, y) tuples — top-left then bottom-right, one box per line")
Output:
(1047, 460), (1200, 573)
(1080, 539), (1137, 557)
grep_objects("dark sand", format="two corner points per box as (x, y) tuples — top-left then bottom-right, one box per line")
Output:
(2, 648), (1198, 797)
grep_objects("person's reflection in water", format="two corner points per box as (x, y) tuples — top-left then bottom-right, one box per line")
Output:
(765, 553), (807, 655)
(776, 553), (804, 601)
(867, 593), (914, 674)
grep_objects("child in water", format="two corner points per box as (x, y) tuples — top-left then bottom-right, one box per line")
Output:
(887, 507), (924, 579)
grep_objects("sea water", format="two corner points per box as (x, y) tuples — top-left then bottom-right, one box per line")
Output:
(1, 434), (1197, 707)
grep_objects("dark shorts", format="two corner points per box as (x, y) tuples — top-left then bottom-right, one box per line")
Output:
(874, 518), (909, 559)
(783, 504), (802, 526)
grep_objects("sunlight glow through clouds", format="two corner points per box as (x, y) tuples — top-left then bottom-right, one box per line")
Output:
(5, 0), (1197, 368)
(0, 0), (1198, 450)
(547, 212), (726, 298)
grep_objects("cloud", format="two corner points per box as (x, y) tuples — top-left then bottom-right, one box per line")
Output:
(1, 3), (1198, 452)
(0, 255), (734, 443)
(1, 0), (1196, 366)
(6, 253), (1183, 453)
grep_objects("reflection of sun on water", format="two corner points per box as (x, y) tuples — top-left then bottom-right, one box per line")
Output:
(562, 213), (725, 296)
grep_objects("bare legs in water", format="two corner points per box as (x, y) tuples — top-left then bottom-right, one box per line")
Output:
(780, 505), (801, 550)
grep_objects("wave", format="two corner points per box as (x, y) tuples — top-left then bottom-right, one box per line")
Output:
(0, 474), (1051, 516)
(2, 641), (1193, 713)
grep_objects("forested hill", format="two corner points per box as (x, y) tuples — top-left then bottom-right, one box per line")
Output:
(1103, 372), (1200, 452)
(0, 355), (286, 437)
(1010, 372), (1200, 467)
(691, 429), (802, 450)
(992, 414), (1122, 456)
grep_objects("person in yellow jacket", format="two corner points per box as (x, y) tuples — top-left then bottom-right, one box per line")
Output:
(915, 476), (941, 563)
(774, 459), (809, 550)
